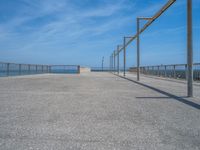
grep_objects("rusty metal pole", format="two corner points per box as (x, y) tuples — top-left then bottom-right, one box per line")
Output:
(137, 18), (140, 81)
(187, 0), (193, 97)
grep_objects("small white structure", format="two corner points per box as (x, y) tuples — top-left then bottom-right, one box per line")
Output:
(80, 67), (91, 73)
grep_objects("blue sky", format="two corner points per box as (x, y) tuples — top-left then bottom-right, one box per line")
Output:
(0, 0), (199, 67)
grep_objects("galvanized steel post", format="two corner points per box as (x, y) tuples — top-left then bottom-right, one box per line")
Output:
(187, 0), (193, 97)
(102, 57), (104, 72)
(19, 64), (21, 75)
(123, 37), (126, 76)
(173, 65), (176, 78)
(28, 65), (31, 74)
(136, 18), (140, 81)
(112, 54), (113, 72)
(117, 46), (120, 74)
(6, 63), (10, 76)
(113, 53), (114, 72)
(36, 65), (37, 73)
(114, 52), (116, 73)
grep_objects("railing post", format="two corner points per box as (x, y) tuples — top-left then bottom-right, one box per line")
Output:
(28, 65), (31, 74)
(6, 63), (10, 76)
(117, 47), (120, 75)
(158, 66), (160, 76)
(114, 52), (116, 73)
(19, 64), (21, 75)
(46, 66), (48, 73)
(36, 65), (37, 73)
(49, 66), (52, 73)
(165, 65), (167, 77)
(185, 64), (188, 81)
(173, 65), (176, 78)
(109, 56), (111, 72)
(112, 54), (114, 72)
(77, 65), (80, 74)
(42, 65), (44, 73)
(152, 66), (154, 75)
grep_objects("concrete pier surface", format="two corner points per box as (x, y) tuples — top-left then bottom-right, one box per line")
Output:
(0, 72), (200, 150)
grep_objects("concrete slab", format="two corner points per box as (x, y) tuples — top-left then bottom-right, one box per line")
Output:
(0, 72), (199, 150)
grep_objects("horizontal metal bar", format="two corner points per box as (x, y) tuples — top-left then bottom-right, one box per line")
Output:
(117, 0), (176, 54)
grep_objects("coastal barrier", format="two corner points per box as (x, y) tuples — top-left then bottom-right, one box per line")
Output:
(129, 63), (200, 81)
(0, 62), (80, 77)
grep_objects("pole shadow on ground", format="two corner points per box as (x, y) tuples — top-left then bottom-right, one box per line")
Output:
(113, 73), (200, 110)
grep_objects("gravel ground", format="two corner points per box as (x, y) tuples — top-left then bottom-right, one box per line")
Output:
(0, 72), (199, 150)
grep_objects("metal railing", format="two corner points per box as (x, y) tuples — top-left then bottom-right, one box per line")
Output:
(50, 65), (80, 74)
(129, 63), (200, 81)
(0, 62), (80, 77)
(91, 67), (112, 72)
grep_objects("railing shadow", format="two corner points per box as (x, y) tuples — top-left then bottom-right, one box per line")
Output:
(113, 73), (200, 110)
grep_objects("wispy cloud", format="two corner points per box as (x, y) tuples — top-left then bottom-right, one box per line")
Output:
(0, 0), (130, 49)
(0, 0), (199, 65)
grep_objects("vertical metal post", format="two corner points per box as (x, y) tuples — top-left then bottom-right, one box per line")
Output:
(102, 57), (104, 72)
(173, 65), (176, 78)
(187, 0), (193, 97)
(111, 56), (112, 72)
(185, 64), (187, 80)
(46, 66), (48, 73)
(77, 65), (80, 74)
(19, 64), (21, 75)
(158, 66), (160, 76)
(123, 37), (126, 76)
(42, 65), (44, 73)
(137, 18), (140, 81)
(114, 52), (116, 73)
(165, 65), (167, 77)
(110, 55), (112, 72)
(109, 56), (111, 72)
(49, 66), (51, 73)
(117, 47), (120, 74)
(152, 66), (154, 75)
(6, 63), (10, 76)
(112, 54), (114, 72)
(28, 65), (31, 74)
(36, 65), (37, 73)
(112, 54), (113, 72)
(45, 66), (47, 73)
